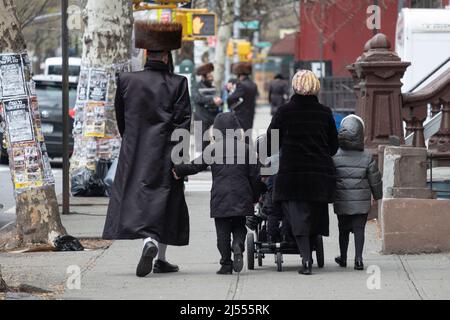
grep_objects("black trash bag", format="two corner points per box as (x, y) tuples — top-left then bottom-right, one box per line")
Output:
(71, 160), (110, 197)
(70, 168), (92, 197)
(54, 235), (84, 252)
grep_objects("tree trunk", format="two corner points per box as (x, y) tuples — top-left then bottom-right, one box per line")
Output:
(213, 0), (233, 92)
(70, 0), (133, 189)
(0, 0), (66, 247)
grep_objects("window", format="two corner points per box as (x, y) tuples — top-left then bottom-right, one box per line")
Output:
(410, 0), (446, 8)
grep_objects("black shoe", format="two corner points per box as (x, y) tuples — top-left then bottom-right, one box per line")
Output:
(217, 265), (233, 275)
(335, 256), (347, 268)
(233, 246), (244, 273)
(354, 260), (364, 271)
(136, 242), (158, 277)
(299, 261), (312, 275)
(153, 259), (179, 273)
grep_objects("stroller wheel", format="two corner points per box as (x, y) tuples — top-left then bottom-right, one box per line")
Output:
(247, 233), (255, 270)
(258, 253), (263, 267)
(276, 252), (283, 272)
(315, 236), (325, 268)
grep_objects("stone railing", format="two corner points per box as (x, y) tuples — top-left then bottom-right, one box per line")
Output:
(348, 33), (450, 166)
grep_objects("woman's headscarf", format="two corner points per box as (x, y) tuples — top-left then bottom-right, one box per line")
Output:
(291, 70), (321, 96)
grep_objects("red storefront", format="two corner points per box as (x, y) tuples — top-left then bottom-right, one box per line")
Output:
(295, 0), (450, 77)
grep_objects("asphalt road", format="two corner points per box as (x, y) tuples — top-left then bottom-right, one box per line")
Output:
(0, 162), (63, 230)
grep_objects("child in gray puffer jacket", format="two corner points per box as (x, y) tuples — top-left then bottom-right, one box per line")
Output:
(333, 115), (382, 271)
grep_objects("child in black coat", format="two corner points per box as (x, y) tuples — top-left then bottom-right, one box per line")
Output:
(173, 112), (261, 275)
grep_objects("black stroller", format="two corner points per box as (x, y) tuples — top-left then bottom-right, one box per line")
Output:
(246, 147), (325, 272)
(246, 203), (325, 272)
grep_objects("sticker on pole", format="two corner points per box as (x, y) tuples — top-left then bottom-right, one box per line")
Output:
(3, 97), (34, 144)
(0, 54), (26, 98)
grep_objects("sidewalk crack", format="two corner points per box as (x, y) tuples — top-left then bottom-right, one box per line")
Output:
(397, 255), (423, 300)
(231, 273), (240, 300)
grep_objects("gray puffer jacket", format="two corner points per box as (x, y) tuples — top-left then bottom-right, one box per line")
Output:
(333, 115), (382, 215)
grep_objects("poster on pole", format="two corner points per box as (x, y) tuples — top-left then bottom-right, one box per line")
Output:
(77, 67), (89, 102)
(84, 102), (106, 138)
(88, 69), (109, 102)
(30, 96), (44, 142)
(0, 54), (26, 98)
(3, 97), (34, 144)
(11, 142), (44, 190)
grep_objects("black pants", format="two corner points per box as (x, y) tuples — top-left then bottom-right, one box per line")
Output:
(337, 214), (368, 261)
(215, 217), (247, 266)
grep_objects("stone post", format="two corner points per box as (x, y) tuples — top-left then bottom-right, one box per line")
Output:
(352, 34), (410, 157)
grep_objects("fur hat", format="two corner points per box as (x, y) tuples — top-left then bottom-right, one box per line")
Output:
(291, 70), (321, 96)
(135, 21), (182, 51)
(232, 62), (252, 76)
(196, 63), (214, 76)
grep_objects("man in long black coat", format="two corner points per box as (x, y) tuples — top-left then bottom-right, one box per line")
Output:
(227, 62), (258, 131)
(102, 22), (192, 278)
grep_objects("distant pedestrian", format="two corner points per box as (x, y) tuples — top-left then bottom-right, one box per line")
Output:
(268, 74), (290, 116)
(332, 115), (382, 271)
(173, 112), (260, 275)
(193, 62), (223, 151)
(227, 62), (258, 131)
(103, 22), (192, 278)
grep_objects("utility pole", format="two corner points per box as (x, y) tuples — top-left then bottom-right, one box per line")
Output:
(233, 0), (241, 64)
(319, 0), (325, 102)
(61, 0), (70, 215)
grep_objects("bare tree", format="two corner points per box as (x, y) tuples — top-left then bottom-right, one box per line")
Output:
(0, 0), (66, 248)
(15, 0), (53, 30)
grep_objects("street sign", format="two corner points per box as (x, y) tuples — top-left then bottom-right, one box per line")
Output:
(192, 14), (216, 37)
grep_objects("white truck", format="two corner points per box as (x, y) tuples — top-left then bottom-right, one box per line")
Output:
(43, 57), (82, 77)
(396, 7), (450, 93)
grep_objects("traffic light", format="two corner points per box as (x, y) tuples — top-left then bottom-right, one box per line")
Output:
(237, 41), (252, 62)
(191, 13), (216, 37)
(175, 11), (192, 37)
(227, 41), (234, 57)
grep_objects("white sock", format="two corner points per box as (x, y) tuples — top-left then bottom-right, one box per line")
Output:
(143, 237), (158, 248)
(157, 244), (167, 262)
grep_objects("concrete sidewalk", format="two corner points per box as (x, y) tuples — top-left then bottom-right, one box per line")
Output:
(1, 106), (450, 300)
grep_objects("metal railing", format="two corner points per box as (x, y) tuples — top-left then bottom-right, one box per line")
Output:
(319, 77), (356, 113)
(427, 154), (450, 198)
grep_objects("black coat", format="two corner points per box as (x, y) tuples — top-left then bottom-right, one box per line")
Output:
(192, 80), (221, 128)
(102, 60), (192, 246)
(227, 77), (258, 131)
(267, 94), (339, 203)
(269, 79), (290, 115)
(174, 113), (260, 219)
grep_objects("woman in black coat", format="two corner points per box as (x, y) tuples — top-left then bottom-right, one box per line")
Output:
(267, 70), (339, 275)
(174, 112), (260, 275)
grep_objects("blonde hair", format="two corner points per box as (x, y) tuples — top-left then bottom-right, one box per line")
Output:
(292, 70), (321, 96)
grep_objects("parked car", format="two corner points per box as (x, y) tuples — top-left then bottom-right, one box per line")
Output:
(0, 75), (78, 164)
